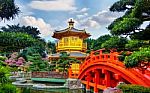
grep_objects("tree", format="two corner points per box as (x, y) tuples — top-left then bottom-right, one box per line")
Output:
(28, 54), (50, 71)
(101, 36), (128, 51)
(47, 41), (56, 54)
(85, 38), (95, 53)
(93, 35), (111, 50)
(19, 45), (47, 61)
(125, 40), (145, 51)
(0, 56), (18, 93)
(85, 35), (111, 53)
(1, 24), (47, 58)
(0, 32), (40, 52)
(57, 52), (80, 73)
(108, 0), (150, 68)
(124, 47), (150, 69)
(108, 0), (150, 40)
(1, 24), (40, 39)
(0, 0), (20, 20)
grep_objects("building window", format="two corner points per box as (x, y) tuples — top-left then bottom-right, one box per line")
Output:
(64, 37), (68, 46)
(72, 37), (78, 41)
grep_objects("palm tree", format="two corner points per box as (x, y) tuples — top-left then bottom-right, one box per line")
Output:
(0, 0), (20, 21)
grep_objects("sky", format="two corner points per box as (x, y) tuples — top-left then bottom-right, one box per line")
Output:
(0, 0), (124, 42)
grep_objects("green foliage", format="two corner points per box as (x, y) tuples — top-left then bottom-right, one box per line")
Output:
(0, 58), (18, 92)
(124, 47), (150, 68)
(110, 0), (135, 12)
(111, 18), (142, 35)
(0, 56), (9, 84)
(118, 51), (128, 61)
(0, 65), (18, 93)
(0, 83), (18, 93)
(1, 24), (40, 39)
(47, 41), (56, 54)
(93, 35), (112, 50)
(85, 35), (111, 53)
(125, 40), (145, 51)
(28, 54), (50, 71)
(130, 25), (150, 40)
(117, 84), (150, 93)
(108, 0), (150, 39)
(9, 66), (18, 72)
(0, 56), (6, 61)
(0, 32), (39, 52)
(108, 0), (150, 69)
(0, 66), (10, 84)
(85, 38), (95, 52)
(19, 45), (46, 61)
(0, 24), (46, 54)
(20, 87), (31, 93)
(0, 0), (20, 20)
(0, 56), (7, 66)
(101, 36), (128, 51)
(57, 52), (80, 72)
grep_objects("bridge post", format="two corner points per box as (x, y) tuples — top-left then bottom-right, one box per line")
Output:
(103, 70), (111, 87)
(85, 73), (92, 92)
(94, 69), (100, 93)
(68, 68), (72, 78)
(86, 81), (90, 92)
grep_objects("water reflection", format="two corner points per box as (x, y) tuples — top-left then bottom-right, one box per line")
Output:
(19, 87), (86, 93)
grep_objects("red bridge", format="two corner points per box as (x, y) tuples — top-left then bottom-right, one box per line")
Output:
(69, 49), (150, 93)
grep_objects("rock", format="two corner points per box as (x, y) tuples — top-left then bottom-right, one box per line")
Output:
(103, 87), (123, 93)
(64, 78), (83, 89)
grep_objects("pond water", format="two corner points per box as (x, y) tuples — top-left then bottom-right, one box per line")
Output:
(18, 87), (86, 93)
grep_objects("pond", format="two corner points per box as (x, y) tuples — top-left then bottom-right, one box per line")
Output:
(18, 87), (86, 93)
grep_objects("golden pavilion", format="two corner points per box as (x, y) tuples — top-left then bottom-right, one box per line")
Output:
(49, 19), (90, 72)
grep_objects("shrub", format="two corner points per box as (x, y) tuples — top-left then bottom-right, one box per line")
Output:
(0, 66), (10, 84)
(0, 83), (17, 93)
(124, 47), (150, 68)
(117, 84), (150, 93)
(0, 56), (6, 61)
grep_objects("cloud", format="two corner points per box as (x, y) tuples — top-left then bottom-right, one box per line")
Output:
(20, 16), (53, 38)
(15, 0), (33, 16)
(76, 13), (88, 19)
(80, 19), (100, 29)
(28, 0), (76, 11)
(71, 8), (89, 14)
(79, 10), (123, 29)
(91, 10), (122, 25)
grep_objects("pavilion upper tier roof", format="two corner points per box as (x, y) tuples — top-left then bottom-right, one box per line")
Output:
(52, 19), (91, 39)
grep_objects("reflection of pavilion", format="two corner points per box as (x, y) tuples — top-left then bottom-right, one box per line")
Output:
(49, 19), (91, 71)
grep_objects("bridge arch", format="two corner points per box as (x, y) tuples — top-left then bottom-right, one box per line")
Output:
(69, 49), (150, 92)
(78, 62), (150, 87)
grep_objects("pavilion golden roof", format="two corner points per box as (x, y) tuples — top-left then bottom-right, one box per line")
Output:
(52, 19), (91, 39)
